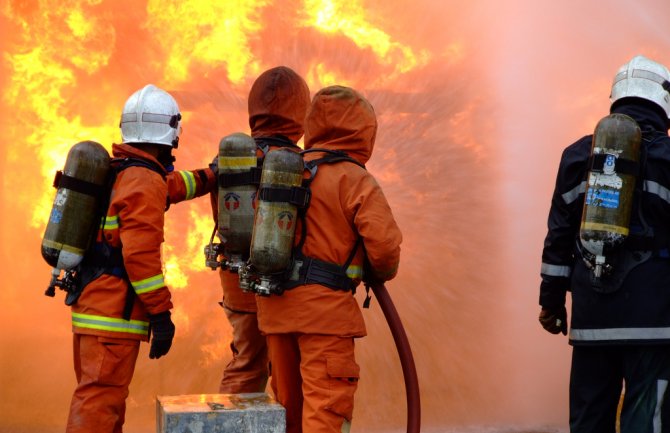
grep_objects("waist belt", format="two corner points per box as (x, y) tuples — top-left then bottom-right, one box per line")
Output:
(76, 242), (133, 319)
(282, 254), (354, 292)
(84, 242), (127, 277)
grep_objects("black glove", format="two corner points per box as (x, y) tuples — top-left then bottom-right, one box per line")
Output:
(539, 306), (568, 336)
(149, 311), (175, 359)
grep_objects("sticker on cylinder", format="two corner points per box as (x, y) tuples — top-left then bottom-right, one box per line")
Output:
(586, 188), (620, 209)
(603, 154), (616, 175)
(224, 192), (241, 211)
(277, 211), (293, 230)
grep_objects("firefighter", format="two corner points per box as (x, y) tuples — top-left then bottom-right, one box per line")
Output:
(539, 55), (670, 432)
(255, 85), (402, 433)
(65, 84), (186, 433)
(213, 66), (311, 393)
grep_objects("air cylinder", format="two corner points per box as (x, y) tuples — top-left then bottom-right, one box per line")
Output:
(249, 148), (304, 293)
(580, 113), (641, 277)
(218, 132), (257, 268)
(41, 140), (110, 271)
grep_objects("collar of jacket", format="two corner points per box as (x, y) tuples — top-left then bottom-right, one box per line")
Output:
(111, 143), (168, 176)
(611, 99), (670, 134)
(254, 135), (300, 149)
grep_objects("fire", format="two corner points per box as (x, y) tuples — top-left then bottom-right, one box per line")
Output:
(4, 1), (118, 228)
(5, 0), (434, 306)
(306, 61), (350, 88)
(302, 0), (430, 77)
(163, 208), (216, 291)
(144, 0), (267, 84)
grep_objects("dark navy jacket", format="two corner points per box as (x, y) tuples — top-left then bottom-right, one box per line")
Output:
(540, 101), (670, 345)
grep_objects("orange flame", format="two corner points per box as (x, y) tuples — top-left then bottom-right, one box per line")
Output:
(144, 0), (268, 84)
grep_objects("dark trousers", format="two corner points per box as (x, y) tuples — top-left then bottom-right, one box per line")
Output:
(570, 345), (670, 433)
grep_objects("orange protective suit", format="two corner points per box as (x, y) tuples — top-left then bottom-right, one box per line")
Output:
(256, 86), (402, 433)
(66, 143), (214, 433)
(215, 66), (310, 393)
(167, 165), (217, 206)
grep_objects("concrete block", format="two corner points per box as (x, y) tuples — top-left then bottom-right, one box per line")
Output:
(157, 393), (285, 433)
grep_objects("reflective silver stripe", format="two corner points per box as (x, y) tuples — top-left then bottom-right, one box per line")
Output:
(562, 181), (586, 205)
(121, 112), (174, 126)
(120, 112), (137, 123)
(614, 69), (670, 87)
(141, 113), (173, 125)
(654, 379), (668, 433)
(541, 262), (571, 277)
(570, 327), (670, 341)
(72, 312), (149, 335)
(644, 180), (670, 204)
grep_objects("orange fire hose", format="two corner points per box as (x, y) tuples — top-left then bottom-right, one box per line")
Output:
(369, 282), (421, 433)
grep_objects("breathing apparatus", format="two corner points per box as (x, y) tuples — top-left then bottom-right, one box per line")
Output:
(238, 148), (307, 295)
(579, 113), (641, 278)
(42, 141), (111, 298)
(205, 132), (260, 273)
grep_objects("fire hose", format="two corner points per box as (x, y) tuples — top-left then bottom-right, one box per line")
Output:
(369, 282), (421, 433)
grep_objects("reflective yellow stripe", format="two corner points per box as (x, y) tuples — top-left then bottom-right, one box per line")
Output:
(346, 265), (363, 279)
(178, 170), (196, 200)
(218, 156), (256, 168)
(40, 239), (85, 255)
(100, 215), (119, 230)
(72, 312), (148, 335)
(581, 222), (629, 236)
(131, 274), (165, 294)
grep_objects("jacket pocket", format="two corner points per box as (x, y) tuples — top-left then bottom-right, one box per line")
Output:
(96, 337), (140, 386)
(324, 356), (360, 421)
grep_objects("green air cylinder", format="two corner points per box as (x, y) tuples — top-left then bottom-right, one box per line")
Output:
(41, 141), (110, 271)
(218, 132), (257, 262)
(579, 113), (641, 277)
(249, 148), (304, 276)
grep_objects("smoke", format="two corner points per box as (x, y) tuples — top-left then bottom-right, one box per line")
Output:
(485, 0), (670, 429)
(2, 1), (670, 433)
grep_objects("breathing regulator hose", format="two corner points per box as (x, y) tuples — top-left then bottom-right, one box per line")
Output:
(368, 282), (421, 433)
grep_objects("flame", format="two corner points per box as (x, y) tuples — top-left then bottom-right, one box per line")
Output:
(306, 61), (350, 88)
(144, 0), (268, 84)
(4, 0), (437, 289)
(4, 1), (118, 228)
(301, 0), (430, 77)
(162, 207), (215, 291)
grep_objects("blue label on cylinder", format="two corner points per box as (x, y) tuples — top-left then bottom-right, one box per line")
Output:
(49, 208), (63, 224)
(586, 188), (620, 209)
(603, 154), (616, 175)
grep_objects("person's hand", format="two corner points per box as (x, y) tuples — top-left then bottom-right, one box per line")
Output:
(149, 311), (175, 359)
(539, 306), (568, 335)
(209, 154), (218, 175)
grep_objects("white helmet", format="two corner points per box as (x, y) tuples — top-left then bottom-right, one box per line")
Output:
(120, 84), (182, 147)
(611, 55), (670, 119)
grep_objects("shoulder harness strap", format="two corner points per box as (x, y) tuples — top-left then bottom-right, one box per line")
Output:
(281, 149), (366, 293)
(112, 156), (166, 180)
